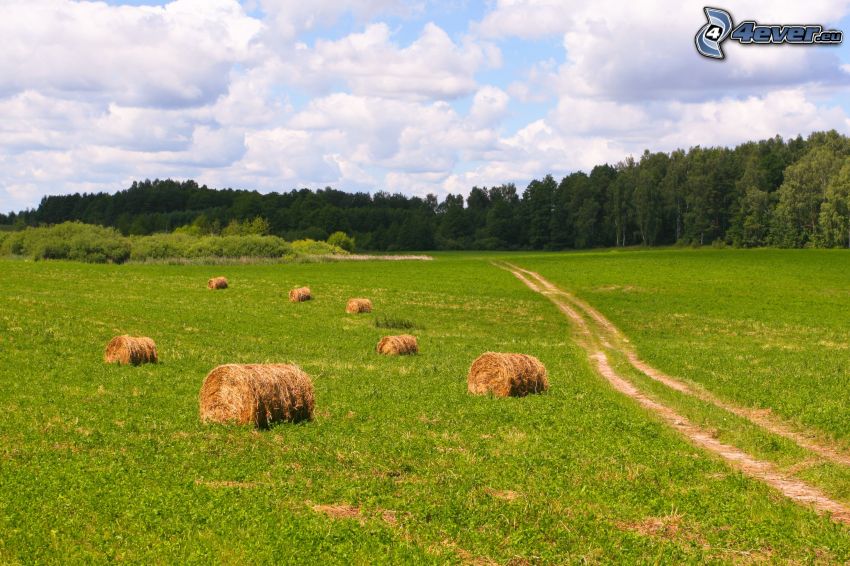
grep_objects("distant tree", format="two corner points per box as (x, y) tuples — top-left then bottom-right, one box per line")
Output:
(661, 149), (687, 242)
(327, 231), (356, 252)
(484, 184), (520, 247)
(246, 216), (270, 236)
(588, 164), (617, 247)
(436, 194), (470, 248)
(523, 175), (557, 249)
(730, 187), (775, 248)
(818, 159), (850, 247)
(634, 150), (668, 245)
(607, 158), (636, 247)
(550, 175), (575, 248)
(773, 146), (844, 246)
(11, 130), (850, 251)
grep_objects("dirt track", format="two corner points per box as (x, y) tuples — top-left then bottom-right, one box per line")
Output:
(497, 261), (850, 525)
(510, 263), (850, 468)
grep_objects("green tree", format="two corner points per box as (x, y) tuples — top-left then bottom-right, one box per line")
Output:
(327, 231), (356, 252)
(818, 159), (850, 247)
(731, 187), (775, 247)
(662, 149), (688, 242)
(484, 184), (519, 247)
(773, 146), (844, 246)
(523, 175), (557, 249)
(607, 158), (636, 247)
(634, 150), (668, 245)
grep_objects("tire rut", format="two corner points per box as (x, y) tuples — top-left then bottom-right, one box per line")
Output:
(495, 261), (850, 526)
(506, 262), (850, 468)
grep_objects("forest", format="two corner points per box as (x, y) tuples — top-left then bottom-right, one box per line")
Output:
(3, 130), (850, 251)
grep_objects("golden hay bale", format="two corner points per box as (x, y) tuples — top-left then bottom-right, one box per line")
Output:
(346, 298), (372, 313)
(199, 364), (315, 428)
(289, 287), (312, 302)
(376, 335), (418, 355)
(467, 352), (549, 397)
(104, 335), (158, 365)
(208, 276), (228, 290)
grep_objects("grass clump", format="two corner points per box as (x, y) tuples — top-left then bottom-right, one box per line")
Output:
(374, 316), (418, 330)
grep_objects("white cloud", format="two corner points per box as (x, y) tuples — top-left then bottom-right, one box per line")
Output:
(284, 22), (496, 100)
(0, 0), (262, 108)
(469, 86), (510, 127)
(222, 93), (502, 190)
(475, 0), (567, 40)
(1, 0), (849, 213)
(549, 97), (649, 136)
(658, 90), (850, 150)
(255, 0), (424, 43)
(477, 0), (850, 103)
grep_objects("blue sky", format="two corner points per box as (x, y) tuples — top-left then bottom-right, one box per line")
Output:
(1, 0), (848, 212)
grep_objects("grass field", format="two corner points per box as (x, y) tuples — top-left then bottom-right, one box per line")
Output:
(1, 251), (849, 563)
(516, 249), (850, 443)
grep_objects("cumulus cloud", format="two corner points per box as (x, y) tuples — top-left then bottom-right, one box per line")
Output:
(255, 0), (424, 43)
(283, 22), (498, 100)
(0, 0), (262, 108)
(1, 0), (849, 212)
(469, 86), (510, 127)
(227, 93), (501, 194)
(657, 90), (850, 149)
(478, 0), (850, 102)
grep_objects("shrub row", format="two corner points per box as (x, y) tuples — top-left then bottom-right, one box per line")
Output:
(0, 222), (346, 263)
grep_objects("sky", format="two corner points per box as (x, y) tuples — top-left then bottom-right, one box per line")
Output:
(1, 0), (849, 212)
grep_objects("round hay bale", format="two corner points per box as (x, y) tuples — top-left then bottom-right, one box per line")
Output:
(346, 298), (372, 314)
(289, 287), (312, 302)
(199, 364), (314, 428)
(377, 335), (418, 355)
(467, 352), (548, 397)
(208, 276), (228, 290)
(104, 335), (158, 365)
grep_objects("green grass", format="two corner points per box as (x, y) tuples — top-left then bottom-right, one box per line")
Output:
(374, 316), (419, 330)
(0, 254), (849, 563)
(513, 248), (850, 444)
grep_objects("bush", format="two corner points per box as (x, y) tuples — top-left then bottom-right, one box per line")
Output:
(131, 233), (292, 260)
(327, 231), (356, 252)
(291, 239), (346, 255)
(131, 231), (292, 261)
(1, 222), (130, 263)
(221, 217), (270, 237)
(0, 222), (340, 263)
(129, 233), (194, 261)
(217, 235), (291, 258)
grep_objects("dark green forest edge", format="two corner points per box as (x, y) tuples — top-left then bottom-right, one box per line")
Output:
(3, 130), (850, 259)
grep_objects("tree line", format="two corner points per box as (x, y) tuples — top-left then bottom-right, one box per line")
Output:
(3, 130), (850, 251)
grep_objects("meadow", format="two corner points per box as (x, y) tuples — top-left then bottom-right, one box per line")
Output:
(517, 249), (850, 442)
(1, 250), (849, 563)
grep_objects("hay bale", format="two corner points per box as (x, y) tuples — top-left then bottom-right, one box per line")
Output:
(289, 287), (312, 302)
(377, 335), (418, 355)
(104, 335), (158, 365)
(208, 276), (228, 290)
(467, 353), (548, 397)
(199, 364), (314, 428)
(346, 298), (372, 314)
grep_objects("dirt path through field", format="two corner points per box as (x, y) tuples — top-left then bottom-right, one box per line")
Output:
(506, 263), (850, 468)
(495, 261), (850, 525)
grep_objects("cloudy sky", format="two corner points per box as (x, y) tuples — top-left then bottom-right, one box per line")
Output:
(2, 0), (849, 212)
